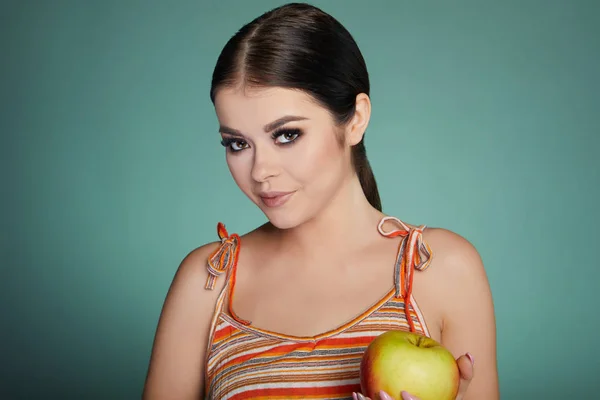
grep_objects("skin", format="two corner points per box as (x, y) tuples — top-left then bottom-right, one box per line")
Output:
(142, 86), (499, 399)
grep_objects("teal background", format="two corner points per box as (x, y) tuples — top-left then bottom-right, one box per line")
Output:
(2, 0), (599, 398)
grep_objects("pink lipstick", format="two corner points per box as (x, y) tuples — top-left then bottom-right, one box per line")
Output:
(259, 191), (295, 208)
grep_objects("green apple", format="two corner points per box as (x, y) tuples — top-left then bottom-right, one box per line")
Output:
(360, 330), (460, 400)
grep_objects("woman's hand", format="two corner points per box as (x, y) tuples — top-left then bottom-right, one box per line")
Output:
(353, 352), (475, 400)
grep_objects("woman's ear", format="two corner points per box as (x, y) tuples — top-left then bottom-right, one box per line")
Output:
(345, 93), (372, 146)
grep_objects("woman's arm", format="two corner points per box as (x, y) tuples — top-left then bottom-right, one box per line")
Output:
(143, 241), (223, 400)
(429, 228), (500, 400)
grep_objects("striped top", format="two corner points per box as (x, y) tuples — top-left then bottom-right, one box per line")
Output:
(203, 216), (434, 399)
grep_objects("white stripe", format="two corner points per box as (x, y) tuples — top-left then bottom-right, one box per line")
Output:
(333, 329), (385, 339)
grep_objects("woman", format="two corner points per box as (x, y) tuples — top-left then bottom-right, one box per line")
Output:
(143, 3), (499, 399)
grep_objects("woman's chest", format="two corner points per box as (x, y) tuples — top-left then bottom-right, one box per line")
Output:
(230, 262), (395, 338)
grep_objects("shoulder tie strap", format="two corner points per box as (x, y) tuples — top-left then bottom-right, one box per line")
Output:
(205, 222), (240, 290)
(377, 216), (433, 332)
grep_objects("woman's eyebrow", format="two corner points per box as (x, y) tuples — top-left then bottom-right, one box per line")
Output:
(219, 125), (243, 136)
(263, 115), (308, 132)
(219, 115), (308, 136)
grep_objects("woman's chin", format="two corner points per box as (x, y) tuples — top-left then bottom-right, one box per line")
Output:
(262, 213), (300, 230)
(258, 205), (309, 230)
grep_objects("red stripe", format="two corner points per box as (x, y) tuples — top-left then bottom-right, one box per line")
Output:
(213, 324), (239, 342)
(224, 342), (314, 367)
(228, 384), (361, 400)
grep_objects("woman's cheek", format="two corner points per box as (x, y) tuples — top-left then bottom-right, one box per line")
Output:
(227, 155), (253, 195)
(298, 136), (337, 174)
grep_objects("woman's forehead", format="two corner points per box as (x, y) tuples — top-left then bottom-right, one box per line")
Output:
(214, 86), (326, 125)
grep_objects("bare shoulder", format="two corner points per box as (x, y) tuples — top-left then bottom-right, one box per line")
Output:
(143, 240), (227, 400)
(422, 227), (500, 399)
(420, 226), (493, 321)
(160, 240), (227, 315)
(175, 240), (224, 289)
(423, 227), (488, 282)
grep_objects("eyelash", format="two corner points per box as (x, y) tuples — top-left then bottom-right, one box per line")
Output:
(220, 128), (303, 153)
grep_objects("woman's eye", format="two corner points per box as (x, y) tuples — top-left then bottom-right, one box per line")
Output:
(220, 137), (249, 152)
(275, 131), (300, 144)
(230, 140), (249, 151)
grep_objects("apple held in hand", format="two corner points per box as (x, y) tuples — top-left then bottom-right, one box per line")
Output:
(360, 330), (460, 400)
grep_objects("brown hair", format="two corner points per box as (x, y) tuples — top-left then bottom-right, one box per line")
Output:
(210, 2), (382, 211)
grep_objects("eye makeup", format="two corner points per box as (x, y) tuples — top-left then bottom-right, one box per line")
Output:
(271, 128), (303, 144)
(220, 137), (248, 152)
(220, 127), (304, 153)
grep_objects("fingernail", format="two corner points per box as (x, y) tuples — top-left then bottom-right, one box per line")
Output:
(379, 391), (394, 400)
(466, 352), (475, 366)
(352, 393), (359, 400)
(401, 391), (416, 400)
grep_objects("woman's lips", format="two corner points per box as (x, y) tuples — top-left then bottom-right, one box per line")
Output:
(259, 191), (295, 207)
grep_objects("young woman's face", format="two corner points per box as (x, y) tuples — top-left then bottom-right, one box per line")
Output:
(213, 87), (354, 229)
